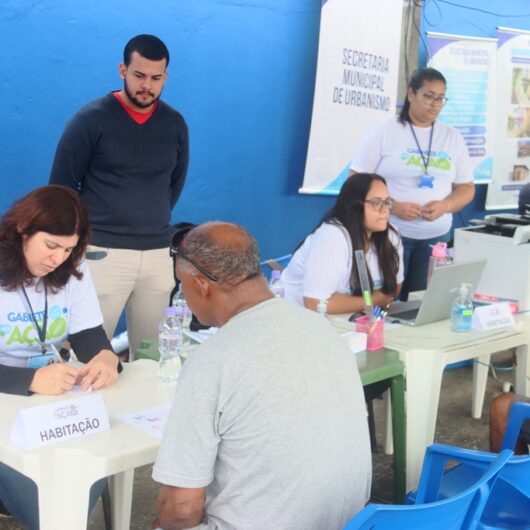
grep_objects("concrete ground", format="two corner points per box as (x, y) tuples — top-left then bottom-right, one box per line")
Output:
(0, 351), (514, 530)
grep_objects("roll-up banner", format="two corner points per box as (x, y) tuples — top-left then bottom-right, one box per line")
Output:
(486, 27), (530, 210)
(426, 32), (497, 183)
(299, 0), (403, 195)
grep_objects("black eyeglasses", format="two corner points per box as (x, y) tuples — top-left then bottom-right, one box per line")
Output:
(170, 226), (221, 283)
(416, 91), (448, 106)
(364, 197), (393, 212)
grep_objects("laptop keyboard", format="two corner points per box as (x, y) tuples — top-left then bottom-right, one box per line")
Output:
(392, 308), (419, 321)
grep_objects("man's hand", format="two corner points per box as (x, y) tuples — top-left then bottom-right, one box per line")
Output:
(29, 363), (80, 395)
(421, 200), (449, 222)
(77, 349), (119, 391)
(391, 200), (422, 220)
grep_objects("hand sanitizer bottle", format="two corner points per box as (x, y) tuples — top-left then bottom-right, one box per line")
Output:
(450, 283), (473, 332)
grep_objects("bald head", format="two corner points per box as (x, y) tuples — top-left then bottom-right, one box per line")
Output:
(178, 222), (262, 284)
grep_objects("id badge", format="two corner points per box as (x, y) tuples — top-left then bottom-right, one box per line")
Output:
(418, 173), (434, 189)
(27, 350), (58, 369)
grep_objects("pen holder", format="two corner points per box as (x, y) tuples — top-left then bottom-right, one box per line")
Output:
(355, 315), (384, 351)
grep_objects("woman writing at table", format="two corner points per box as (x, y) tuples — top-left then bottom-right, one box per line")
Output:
(349, 67), (474, 301)
(0, 185), (120, 529)
(282, 173), (403, 313)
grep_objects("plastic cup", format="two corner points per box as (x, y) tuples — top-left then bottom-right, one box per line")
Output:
(355, 314), (384, 351)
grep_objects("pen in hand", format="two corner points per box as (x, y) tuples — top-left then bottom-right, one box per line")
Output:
(50, 343), (64, 364)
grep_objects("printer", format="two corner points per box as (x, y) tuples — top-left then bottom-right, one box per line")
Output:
(453, 213), (530, 311)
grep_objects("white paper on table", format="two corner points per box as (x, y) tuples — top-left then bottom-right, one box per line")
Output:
(183, 327), (218, 344)
(341, 331), (367, 353)
(118, 403), (172, 439)
(66, 384), (93, 395)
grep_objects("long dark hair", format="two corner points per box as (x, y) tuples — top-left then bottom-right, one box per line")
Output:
(398, 67), (446, 124)
(0, 185), (91, 292)
(311, 174), (399, 295)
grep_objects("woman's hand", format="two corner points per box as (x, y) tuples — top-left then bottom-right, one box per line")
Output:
(77, 349), (120, 391)
(372, 290), (396, 309)
(421, 200), (449, 221)
(391, 200), (422, 220)
(29, 363), (81, 395)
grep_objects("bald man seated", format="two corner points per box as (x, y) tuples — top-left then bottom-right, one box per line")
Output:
(151, 222), (371, 530)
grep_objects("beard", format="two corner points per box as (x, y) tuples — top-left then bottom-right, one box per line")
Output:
(123, 79), (161, 109)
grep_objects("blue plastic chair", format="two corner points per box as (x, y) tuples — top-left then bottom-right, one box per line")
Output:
(343, 444), (512, 530)
(406, 402), (530, 529)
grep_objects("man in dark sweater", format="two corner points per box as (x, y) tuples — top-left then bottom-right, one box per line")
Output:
(50, 34), (189, 356)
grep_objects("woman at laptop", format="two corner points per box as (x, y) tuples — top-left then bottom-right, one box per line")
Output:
(282, 173), (403, 314)
(0, 185), (120, 528)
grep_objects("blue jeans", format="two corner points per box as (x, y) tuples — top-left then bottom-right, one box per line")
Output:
(400, 232), (451, 301)
(0, 462), (106, 530)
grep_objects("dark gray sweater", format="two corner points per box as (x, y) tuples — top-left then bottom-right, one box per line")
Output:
(50, 93), (189, 250)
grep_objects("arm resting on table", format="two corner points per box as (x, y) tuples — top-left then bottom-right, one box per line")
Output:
(0, 364), (37, 396)
(69, 325), (122, 373)
(304, 286), (401, 314)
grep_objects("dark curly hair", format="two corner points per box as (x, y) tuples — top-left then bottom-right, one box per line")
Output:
(0, 185), (91, 292)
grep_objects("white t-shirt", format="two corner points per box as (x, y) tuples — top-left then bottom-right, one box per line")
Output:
(0, 261), (103, 367)
(349, 117), (473, 239)
(281, 222), (404, 306)
(153, 298), (371, 530)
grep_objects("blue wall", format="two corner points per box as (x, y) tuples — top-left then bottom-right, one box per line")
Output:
(1, 0), (333, 260)
(3, 1), (530, 261)
(421, 0), (530, 227)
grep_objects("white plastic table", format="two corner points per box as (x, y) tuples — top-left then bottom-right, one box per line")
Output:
(0, 359), (175, 530)
(383, 317), (530, 490)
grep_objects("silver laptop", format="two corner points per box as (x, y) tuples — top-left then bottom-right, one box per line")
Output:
(387, 259), (486, 326)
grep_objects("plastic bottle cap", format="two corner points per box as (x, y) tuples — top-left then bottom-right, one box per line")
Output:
(165, 306), (177, 316)
(431, 242), (447, 258)
(271, 270), (281, 279)
(458, 282), (472, 296)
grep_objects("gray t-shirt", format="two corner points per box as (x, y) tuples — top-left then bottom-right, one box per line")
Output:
(153, 298), (371, 530)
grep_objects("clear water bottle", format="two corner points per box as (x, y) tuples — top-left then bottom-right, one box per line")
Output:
(427, 242), (452, 285)
(158, 306), (182, 383)
(269, 270), (284, 298)
(450, 282), (474, 332)
(172, 287), (192, 337)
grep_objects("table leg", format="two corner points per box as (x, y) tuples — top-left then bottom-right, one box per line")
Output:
(110, 468), (135, 530)
(37, 457), (93, 530)
(390, 374), (405, 503)
(383, 390), (394, 455)
(402, 349), (444, 491)
(472, 353), (491, 419)
(515, 343), (530, 396)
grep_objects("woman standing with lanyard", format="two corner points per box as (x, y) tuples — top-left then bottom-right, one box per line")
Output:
(349, 67), (474, 300)
(0, 185), (120, 529)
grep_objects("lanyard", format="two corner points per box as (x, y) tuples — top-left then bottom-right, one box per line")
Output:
(409, 122), (434, 175)
(21, 285), (48, 354)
